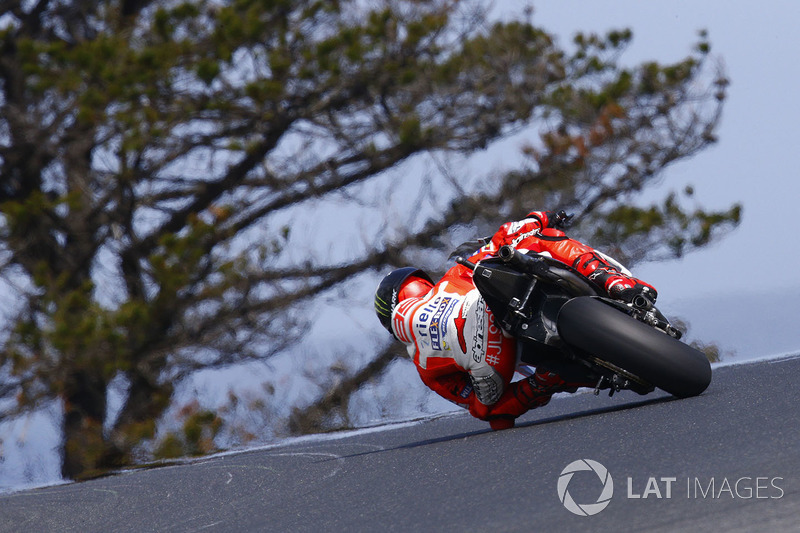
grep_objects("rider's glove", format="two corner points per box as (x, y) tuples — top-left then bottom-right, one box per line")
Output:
(547, 210), (574, 229)
(609, 283), (657, 309)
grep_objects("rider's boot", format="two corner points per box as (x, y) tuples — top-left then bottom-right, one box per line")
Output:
(531, 370), (595, 394)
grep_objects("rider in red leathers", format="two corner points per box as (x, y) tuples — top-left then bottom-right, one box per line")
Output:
(374, 210), (657, 429)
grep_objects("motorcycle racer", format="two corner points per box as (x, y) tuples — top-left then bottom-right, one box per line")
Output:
(374, 210), (657, 429)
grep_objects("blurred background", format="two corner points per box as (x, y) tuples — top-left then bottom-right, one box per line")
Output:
(1, 0), (798, 491)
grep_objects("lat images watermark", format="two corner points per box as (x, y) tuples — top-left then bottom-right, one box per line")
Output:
(557, 459), (614, 516)
(557, 460), (785, 516)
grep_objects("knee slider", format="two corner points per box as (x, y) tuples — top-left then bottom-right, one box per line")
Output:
(469, 369), (505, 406)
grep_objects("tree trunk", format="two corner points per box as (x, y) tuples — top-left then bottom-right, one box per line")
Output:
(109, 371), (174, 458)
(60, 370), (117, 480)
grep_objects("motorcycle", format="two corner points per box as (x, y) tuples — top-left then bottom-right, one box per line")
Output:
(455, 245), (712, 398)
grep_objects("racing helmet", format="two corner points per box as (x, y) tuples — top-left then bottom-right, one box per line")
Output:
(374, 267), (434, 336)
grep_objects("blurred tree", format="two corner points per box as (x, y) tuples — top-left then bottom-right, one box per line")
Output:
(0, 0), (738, 479)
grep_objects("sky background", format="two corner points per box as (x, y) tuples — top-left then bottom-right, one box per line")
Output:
(490, 0), (800, 359)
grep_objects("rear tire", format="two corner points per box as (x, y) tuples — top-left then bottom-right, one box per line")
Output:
(557, 297), (712, 398)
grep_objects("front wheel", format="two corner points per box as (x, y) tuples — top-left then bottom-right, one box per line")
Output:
(557, 297), (712, 398)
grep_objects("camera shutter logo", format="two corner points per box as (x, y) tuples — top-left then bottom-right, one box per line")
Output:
(557, 459), (614, 516)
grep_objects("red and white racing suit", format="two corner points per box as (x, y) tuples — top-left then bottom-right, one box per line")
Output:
(391, 211), (657, 427)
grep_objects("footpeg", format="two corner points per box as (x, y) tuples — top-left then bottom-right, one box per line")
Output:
(594, 376), (607, 396)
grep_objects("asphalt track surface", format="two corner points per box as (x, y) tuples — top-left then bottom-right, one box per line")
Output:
(2, 355), (799, 533)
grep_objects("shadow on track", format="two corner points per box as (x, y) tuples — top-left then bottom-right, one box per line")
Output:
(331, 394), (677, 461)
(514, 393), (678, 429)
